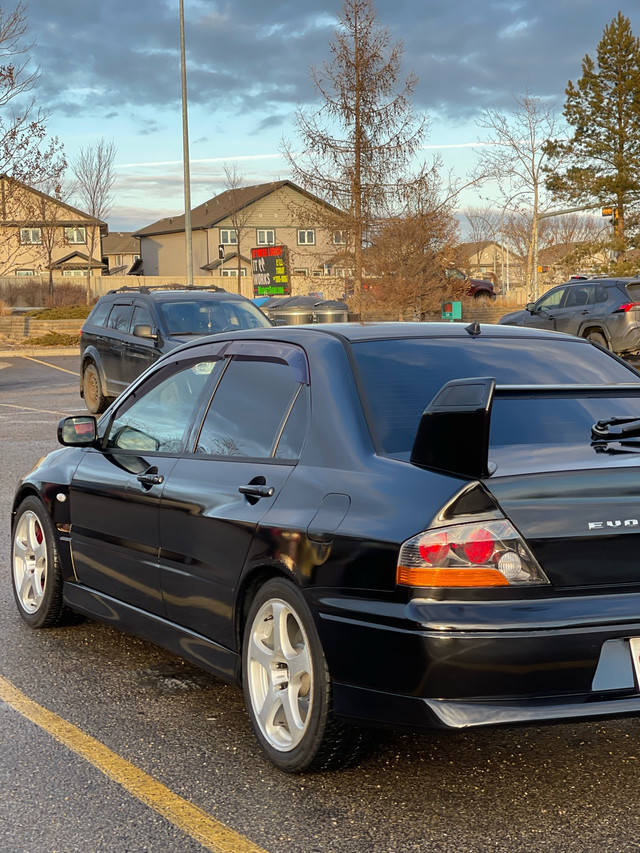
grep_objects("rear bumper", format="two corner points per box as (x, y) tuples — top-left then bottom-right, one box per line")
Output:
(316, 591), (640, 730)
(332, 682), (640, 730)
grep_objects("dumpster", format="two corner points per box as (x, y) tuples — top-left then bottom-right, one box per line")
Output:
(263, 296), (349, 326)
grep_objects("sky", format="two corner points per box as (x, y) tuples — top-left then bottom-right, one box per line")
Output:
(17, 0), (638, 232)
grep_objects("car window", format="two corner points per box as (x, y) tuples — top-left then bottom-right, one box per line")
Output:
(351, 337), (640, 456)
(159, 299), (271, 334)
(195, 356), (306, 458)
(563, 286), (591, 308)
(85, 300), (111, 328)
(274, 385), (309, 459)
(624, 283), (640, 302)
(594, 284), (609, 303)
(132, 304), (154, 328)
(106, 303), (133, 332)
(536, 288), (565, 310)
(105, 359), (220, 453)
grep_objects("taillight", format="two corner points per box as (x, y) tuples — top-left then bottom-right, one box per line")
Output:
(397, 519), (549, 588)
(614, 302), (640, 313)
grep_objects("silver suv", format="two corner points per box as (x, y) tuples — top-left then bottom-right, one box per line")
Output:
(499, 278), (640, 355)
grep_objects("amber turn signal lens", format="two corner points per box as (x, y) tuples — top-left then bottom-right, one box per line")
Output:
(396, 565), (509, 588)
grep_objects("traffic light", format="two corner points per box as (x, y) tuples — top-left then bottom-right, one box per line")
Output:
(218, 244), (225, 260)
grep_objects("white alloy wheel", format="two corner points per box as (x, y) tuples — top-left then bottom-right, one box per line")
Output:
(13, 509), (48, 615)
(246, 596), (313, 752)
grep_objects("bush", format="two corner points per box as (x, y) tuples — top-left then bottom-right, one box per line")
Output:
(27, 305), (91, 319)
(19, 332), (81, 347)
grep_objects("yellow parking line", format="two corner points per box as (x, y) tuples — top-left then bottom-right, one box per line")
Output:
(0, 675), (269, 853)
(20, 355), (80, 376)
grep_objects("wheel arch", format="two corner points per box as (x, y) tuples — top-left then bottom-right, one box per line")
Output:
(234, 563), (304, 678)
(80, 347), (107, 398)
(580, 324), (610, 346)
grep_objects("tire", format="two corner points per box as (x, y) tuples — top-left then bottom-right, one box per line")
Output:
(585, 330), (609, 350)
(242, 578), (365, 772)
(11, 497), (76, 628)
(83, 361), (108, 414)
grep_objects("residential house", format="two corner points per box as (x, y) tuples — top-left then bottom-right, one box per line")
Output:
(537, 242), (612, 288)
(0, 175), (107, 279)
(134, 181), (347, 285)
(102, 231), (142, 275)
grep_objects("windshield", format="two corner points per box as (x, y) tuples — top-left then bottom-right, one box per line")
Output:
(351, 337), (640, 456)
(159, 299), (271, 335)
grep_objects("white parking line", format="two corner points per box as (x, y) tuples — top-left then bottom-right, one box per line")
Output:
(0, 403), (71, 416)
(19, 355), (80, 376)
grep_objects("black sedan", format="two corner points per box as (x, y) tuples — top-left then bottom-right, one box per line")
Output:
(11, 322), (640, 772)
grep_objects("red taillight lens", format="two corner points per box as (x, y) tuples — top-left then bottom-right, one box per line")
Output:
(615, 302), (640, 313)
(462, 527), (495, 564)
(418, 532), (449, 564)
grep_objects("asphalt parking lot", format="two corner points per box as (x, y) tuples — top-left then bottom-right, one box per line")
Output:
(5, 353), (640, 853)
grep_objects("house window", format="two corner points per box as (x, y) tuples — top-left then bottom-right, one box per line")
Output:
(64, 227), (86, 244)
(221, 268), (246, 277)
(256, 229), (275, 245)
(333, 231), (347, 245)
(62, 269), (85, 277)
(220, 229), (237, 245)
(334, 268), (346, 278)
(20, 227), (42, 244)
(297, 230), (315, 245)
(293, 268), (309, 276)
(15, 269), (34, 276)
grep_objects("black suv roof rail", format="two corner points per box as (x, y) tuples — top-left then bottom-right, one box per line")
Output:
(106, 284), (227, 295)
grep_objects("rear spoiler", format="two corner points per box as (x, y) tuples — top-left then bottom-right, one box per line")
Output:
(410, 378), (640, 480)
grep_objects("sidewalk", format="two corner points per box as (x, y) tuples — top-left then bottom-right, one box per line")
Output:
(0, 347), (80, 357)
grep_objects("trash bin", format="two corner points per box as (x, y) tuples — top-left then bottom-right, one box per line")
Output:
(264, 296), (349, 326)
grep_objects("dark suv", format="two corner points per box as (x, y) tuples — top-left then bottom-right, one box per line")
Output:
(80, 286), (272, 412)
(499, 277), (640, 355)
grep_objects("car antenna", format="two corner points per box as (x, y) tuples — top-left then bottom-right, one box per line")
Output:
(465, 321), (481, 337)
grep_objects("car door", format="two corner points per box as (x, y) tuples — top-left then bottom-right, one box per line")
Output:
(521, 286), (568, 330)
(101, 300), (134, 396)
(68, 350), (225, 615)
(120, 301), (162, 385)
(553, 284), (596, 336)
(158, 340), (310, 650)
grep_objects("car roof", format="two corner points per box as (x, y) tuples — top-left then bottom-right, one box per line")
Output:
(102, 288), (249, 303)
(171, 321), (593, 350)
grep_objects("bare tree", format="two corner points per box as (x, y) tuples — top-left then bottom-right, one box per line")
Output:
(0, 2), (66, 187)
(71, 139), (116, 302)
(282, 0), (429, 310)
(463, 206), (501, 246)
(475, 90), (566, 299)
(221, 163), (253, 293)
(28, 176), (71, 298)
(365, 173), (460, 318)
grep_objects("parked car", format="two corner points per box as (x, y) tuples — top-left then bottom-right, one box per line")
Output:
(80, 286), (272, 413)
(445, 267), (496, 300)
(12, 322), (640, 772)
(498, 277), (640, 355)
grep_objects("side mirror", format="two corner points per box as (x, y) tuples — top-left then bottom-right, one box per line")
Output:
(133, 323), (157, 340)
(57, 416), (97, 447)
(410, 377), (496, 479)
(525, 302), (536, 313)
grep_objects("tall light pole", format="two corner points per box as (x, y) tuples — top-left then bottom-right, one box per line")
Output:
(180, 0), (193, 286)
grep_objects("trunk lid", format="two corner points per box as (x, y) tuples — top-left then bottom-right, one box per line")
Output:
(487, 445), (640, 588)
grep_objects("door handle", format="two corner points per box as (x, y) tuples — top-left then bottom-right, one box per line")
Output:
(581, 310), (590, 315)
(238, 484), (275, 499)
(137, 472), (164, 487)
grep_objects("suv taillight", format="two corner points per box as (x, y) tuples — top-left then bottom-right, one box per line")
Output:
(614, 302), (640, 313)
